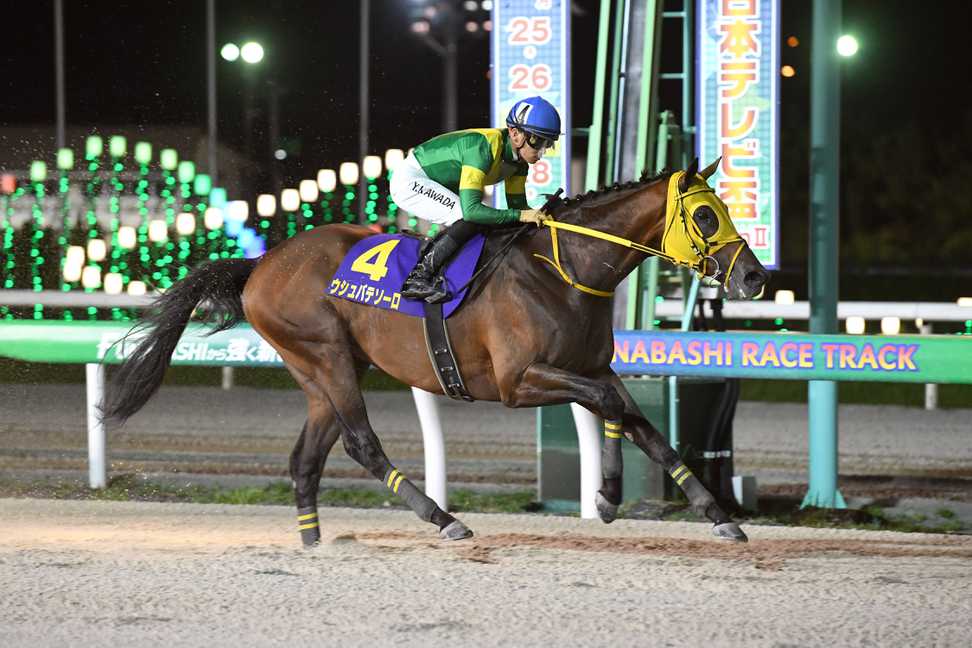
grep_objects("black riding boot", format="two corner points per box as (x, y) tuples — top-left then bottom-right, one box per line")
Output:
(401, 221), (478, 303)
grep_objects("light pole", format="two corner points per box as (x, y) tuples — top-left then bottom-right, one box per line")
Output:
(221, 39), (265, 194)
(803, 1), (858, 510)
(407, 1), (492, 132)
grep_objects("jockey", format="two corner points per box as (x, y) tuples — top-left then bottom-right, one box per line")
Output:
(390, 95), (561, 303)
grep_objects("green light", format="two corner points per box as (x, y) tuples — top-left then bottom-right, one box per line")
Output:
(210, 187), (227, 208)
(160, 148), (178, 171)
(220, 42), (240, 62)
(177, 161), (195, 184)
(345, 191), (355, 200)
(193, 174), (212, 195)
(774, 317), (784, 326)
(57, 148), (74, 170)
(135, 142), (152, 165)
(240, 41), (265, 64)
(836, 34), (859, 57)
(30, 161), (47, 183)
(109, 135), (127, 158)
(86, 136), (103, 158)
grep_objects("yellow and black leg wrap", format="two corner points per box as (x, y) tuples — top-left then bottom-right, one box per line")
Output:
(297, 506), (320, 546)
(596, 419), (624, 523)
(385, 468), (436, 522)
(669, 462), (731, 526)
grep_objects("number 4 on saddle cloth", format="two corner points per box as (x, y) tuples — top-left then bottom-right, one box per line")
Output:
(327, 233), (487, 318)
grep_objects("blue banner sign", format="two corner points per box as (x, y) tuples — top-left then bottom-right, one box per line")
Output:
(491, 0), (571, 207)
(697, 0), (779, 268)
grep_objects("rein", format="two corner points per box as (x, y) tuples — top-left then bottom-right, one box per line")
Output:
(533, 173), (745, 298)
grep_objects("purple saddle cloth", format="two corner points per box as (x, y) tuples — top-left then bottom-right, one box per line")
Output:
(327, 233), (486, 318)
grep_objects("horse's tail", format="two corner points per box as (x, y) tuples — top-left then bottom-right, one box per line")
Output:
(100, 257), (259, 427)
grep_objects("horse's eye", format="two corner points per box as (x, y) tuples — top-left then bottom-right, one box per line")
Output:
(693, 206), (718, 238)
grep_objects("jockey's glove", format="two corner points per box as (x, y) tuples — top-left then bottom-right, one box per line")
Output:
(519, 209), (549, 225)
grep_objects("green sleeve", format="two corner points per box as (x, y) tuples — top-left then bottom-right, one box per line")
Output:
(457, 138), (521, 225)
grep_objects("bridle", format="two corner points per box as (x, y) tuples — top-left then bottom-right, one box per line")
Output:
(533, 171), (746, 297)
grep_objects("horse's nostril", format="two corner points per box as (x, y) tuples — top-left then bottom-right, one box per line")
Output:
(745, 270), (767, 287)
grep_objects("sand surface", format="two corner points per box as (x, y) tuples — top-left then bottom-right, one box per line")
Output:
(2, 498), (971, 647)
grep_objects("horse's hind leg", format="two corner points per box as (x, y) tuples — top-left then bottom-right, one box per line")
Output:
(288, 401), (341, 546)
(289, 341), (473, 541)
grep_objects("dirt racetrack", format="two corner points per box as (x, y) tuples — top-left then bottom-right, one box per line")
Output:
(2, 498), (970, 647)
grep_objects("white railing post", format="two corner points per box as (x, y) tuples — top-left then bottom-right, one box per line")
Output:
(85, 363), (107, 489)
(570, 403), (601, 519)
(411, 387), (447, 511)
(921, 323), (938, 410)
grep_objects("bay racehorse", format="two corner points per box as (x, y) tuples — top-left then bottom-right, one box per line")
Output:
(101, 158), (768, 545)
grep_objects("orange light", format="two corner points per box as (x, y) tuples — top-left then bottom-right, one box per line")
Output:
(781, 65), (796, 78)
(787, 36), (799, 47)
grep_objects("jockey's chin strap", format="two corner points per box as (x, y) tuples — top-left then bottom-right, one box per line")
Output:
(532, 171), (746, 298)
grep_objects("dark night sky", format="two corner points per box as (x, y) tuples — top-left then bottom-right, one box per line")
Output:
(2, 0), (971, 186)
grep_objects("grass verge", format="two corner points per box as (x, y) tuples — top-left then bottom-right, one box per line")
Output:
(0, 474), (539, 515)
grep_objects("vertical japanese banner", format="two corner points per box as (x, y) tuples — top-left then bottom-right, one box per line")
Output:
(491, 0), (571, 207)
(697, 0), (779, 269)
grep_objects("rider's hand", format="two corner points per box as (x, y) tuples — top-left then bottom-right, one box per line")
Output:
(519, 209), (549, 225)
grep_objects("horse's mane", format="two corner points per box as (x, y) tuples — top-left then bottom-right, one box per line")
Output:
(551, 168), (672, 215)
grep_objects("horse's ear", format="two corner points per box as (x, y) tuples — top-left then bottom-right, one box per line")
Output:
(679, 158), (699, 193)
(700, 157), (722, 181)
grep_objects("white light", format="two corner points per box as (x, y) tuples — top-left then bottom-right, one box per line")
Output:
(257, 194), (277, 217)
(362, 155), (382, 180)
(176, 212), (196, 236)
(482, 0), (493, 9)
(317, 169), (337, 193)
(240, 41), (264, 64)
(411, 20), (430, 34)
(281, 188), (300, 212)
(103, 272), (123, 295)
(384, 149), (404, 173)
(86, 238), (107, 262)
(204, 207), (224, 230)
(465, 21), (479, 32)
(220, 43), (240, 62)
(915, 318), (924, 330)
(463, 0), (477, 10)
(774, 289), (795, 305)
(957, 297), (972, 308)
(845, 316), (866, 335)
(836, 34), (859, 57)
(423, 6), (437, 18)
(127, 280), (147, 296)
(274, 148), (287, 160)
(339, 162), (359, 186)
(227, 200), (249, 222)
(148, 219), (168, 242)
(880, 317), (901, 336)
(66, 245), (85, 268)
(118, 226), (137, 249)
(299, 179), (320, 203)
(81, 265), (102, 290)
(63, 261), (83, 283)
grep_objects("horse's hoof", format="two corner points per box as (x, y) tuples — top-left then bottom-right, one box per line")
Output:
(439, 520), (474, 541)
(712, 522), (748, 542)
(595, 491), (619, 524)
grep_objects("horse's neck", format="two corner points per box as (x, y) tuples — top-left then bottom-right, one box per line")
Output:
(543, 183), (668, 291)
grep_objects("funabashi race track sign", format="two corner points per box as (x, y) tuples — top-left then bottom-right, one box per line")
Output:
(492, 0), (571, 207)
(611, 330), (972, 384)
(697, 0), (779, 268)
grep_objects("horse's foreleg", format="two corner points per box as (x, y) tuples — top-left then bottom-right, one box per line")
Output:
(501, 363), (627, 523)
(288, 402), (341, 546)
(607, 374), (747, 542)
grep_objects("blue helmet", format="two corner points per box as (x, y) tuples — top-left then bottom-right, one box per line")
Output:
(506, 96), (561, 143)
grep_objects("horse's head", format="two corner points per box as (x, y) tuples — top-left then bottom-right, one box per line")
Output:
(661, 158), (768, 300)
